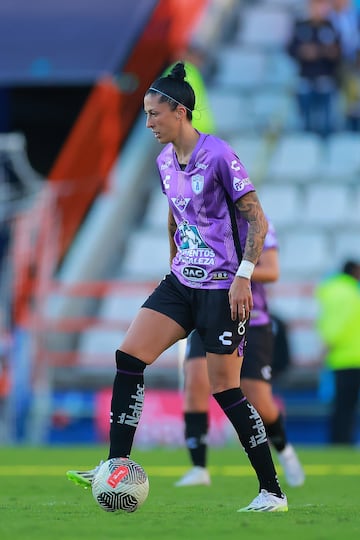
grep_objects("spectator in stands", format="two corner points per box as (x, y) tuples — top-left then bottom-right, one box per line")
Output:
(287, 0), (342, 137)
(316, 260), (360, 444)
(330, 0), (360, 62)
(67, 62), (289, 513)
(340, 55), (360, 130)
(175, 217), (305, 488)
(330, 0), (360, 130)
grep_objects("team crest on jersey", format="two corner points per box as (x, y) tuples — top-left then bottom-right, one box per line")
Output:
(171, 195), (191, 212)
(233, 176), (251, 192)
(191, 174), (204, 194)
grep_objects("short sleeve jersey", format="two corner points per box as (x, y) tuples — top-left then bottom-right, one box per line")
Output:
(156, 133), (255, 289)
(250, 218), (278, 327)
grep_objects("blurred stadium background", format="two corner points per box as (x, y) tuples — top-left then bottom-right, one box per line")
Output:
(0, 0), (359, 446)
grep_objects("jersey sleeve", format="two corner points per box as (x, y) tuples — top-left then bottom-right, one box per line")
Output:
(215, 143), (255, 202)
(263, 218), (279, 251)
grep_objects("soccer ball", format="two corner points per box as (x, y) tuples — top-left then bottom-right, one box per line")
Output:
(92, 457), (149, 513)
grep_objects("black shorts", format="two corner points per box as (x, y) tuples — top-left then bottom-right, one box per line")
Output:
(186, 323), (273, 382)
(142, 272), (246, 354)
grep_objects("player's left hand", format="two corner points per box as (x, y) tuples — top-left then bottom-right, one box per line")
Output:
(228, 277), (253, 322)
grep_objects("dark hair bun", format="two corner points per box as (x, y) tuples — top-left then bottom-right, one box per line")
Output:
(168, 61), (186, 81)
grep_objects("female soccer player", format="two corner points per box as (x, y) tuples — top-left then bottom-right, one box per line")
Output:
(67, 62), (288, 512)
(175, 219), (305, 488)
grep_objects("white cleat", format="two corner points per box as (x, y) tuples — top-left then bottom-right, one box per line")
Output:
(238, 489), (288, 512)
(278, 444), (305, 487)
(174, 466), (211, 487)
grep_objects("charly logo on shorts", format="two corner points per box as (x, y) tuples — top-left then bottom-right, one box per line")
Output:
(261, 365), (272, 381)
(218, 331), (233, 346)
(181, 265), (208, 281)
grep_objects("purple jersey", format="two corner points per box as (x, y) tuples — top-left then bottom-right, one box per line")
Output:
(250, 219), (278, 327)
(156, 133), (255, 289)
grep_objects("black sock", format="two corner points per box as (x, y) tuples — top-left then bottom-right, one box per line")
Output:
(266, 414), (287, 453)
(184, 412), (209, 468)
(213, 388), (283, 497)
(108, 350), (147, 459)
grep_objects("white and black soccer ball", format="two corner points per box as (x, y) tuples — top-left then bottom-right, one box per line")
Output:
(92, 457), (149, 513)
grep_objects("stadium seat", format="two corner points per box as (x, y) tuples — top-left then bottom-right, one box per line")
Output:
(265, 51), (298, 89)
(333, 230), (360, 263)
(227, 134), (268, 178)
(266, 133), (325, 184)
(78, 328), (125, 365)
(301, 184), (351, 227)
(321, 132), (360, 183)
(99, 293), (145, 323)
(352, 186), (360, 225)
(120, 229), (169, 280)
(251, 88), (299, 131)
(212, 46), (267, 90)
(257, 184), (301, 228)
(143, 190), (169, 230)
(236, 6), (293, 49)
(207, 90), (253, 134)
(278, 230), (329, 278)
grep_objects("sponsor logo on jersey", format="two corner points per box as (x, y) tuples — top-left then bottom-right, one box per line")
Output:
(191, 174), (204, 194)
(195, 161), (208, 170)
(233, 176), (251, 192)
(231, 159), (241, 171)
(162, 174), (170, 189)
(181, 265), (208, 281)
(171, 195), (191, 212)
(175, 221), (216, 265)
(160, 159), (171, 170)
(177, 221), (207, 249)
(211, 271), (228, 280)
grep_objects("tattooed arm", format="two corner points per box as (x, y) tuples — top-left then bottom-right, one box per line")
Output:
(229, 191), (268, 322)
(168, 207), (177, 267)
(235, 191), (268, 266)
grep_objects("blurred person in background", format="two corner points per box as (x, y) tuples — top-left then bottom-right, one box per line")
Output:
(175, 218), (305, 488)
(164, 44), (216, 135)
(287, 0), (342, 137)
(330, 0), (360, 64)
(330, 0), (360, 130)
(316, 260), (360, 445)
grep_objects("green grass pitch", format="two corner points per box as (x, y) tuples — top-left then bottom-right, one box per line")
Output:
(0, 445), (359, 540)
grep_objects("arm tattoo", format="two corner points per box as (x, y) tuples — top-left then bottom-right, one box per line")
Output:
(168, 208), (177, 265)
(235, 191), (268, 265)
